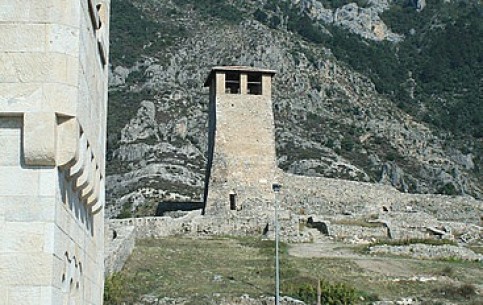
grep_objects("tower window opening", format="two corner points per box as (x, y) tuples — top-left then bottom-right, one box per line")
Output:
(229, 193), (237, 210)
(247, 73), (262, 95)
(225, 72), (240, 94)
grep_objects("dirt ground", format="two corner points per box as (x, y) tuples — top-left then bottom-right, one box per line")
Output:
(288, 236), (483, 304)
(289, 239), (416, 277)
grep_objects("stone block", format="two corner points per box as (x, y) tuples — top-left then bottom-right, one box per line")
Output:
(74, 147), (92, 191)
(0, 222), (45, 253)
(39, 168), (57, 197)
(2, 196), (55, 223)
(42, 223), (58, 256)
(0, 53), (19, 83)
(0, 83), (43, 112)
(46, 24), (80, 57)
(48, 0), (81, 27)
(0, 253), (53, 285)
(0, 118), (21, 166)
(23, 112), (56, 166)
(40, 286), (63, 305)
(0, 53), (78, 85)
(51, 254), (64, 290)
(87, 169), (101, 206)
(7, 286), (41, 305)
(0, 0), (81, 26)
(57, 117), (79, 167)
(0, 24), (46, 52)
(69, 222), (86, 251)
(42, 83), (77, 116)
(68, 133), (88, 179)
(0, 167), (39, 196)
(54, 196), (73, 234)
(0, 0), (33, 22)
(0, 286), (6, 305)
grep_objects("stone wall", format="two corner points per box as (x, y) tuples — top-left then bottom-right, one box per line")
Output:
(328, 223), (388, 240)
(0, 1), (110, 304)
(108, 209), (300, 241)
(370, 244), (483, 261)
(282, 173), (482, 223)
(104, 223), (136, 275)
(105, 209), (304, 274)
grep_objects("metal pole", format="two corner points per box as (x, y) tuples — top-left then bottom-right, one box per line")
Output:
(272, 183), (282, 305)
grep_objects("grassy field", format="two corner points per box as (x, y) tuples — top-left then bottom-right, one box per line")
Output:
(105, 236), (482, 305)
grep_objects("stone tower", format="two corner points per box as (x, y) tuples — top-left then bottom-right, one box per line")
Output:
(0, 1), (109, 304)
(204, 66), (278, 215)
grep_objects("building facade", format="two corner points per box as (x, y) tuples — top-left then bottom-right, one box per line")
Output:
(0, 0), (110, 304)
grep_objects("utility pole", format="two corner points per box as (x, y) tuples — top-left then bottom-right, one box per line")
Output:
(272, 183), (282, 305)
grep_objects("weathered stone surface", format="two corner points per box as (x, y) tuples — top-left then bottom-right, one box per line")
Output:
(293, 0), (403, 42)
(204, 67), (278, 214)
(104, 223), (136, 275)
(23, 112), (57, 166)
(0, 0), (109, 304)
(370, 244), (483, 261)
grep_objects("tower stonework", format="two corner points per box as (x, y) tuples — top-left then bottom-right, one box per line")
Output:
(0, 1), (109, 304)
(204, 66), (278, 215)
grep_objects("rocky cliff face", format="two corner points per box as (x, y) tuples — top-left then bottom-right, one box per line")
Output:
(294, 0), (403, 41)
(106, 0), (482, 218)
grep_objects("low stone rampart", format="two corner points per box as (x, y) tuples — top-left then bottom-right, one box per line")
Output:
(328, 223), (388, 240)
(370, 244), (483, 261)
(108, 210), (301, 240)
(104, 223), (136, 275)
(104, 209), (306, 274)
(282, 174), (482, 223)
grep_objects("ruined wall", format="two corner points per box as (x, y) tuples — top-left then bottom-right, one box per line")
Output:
(282, 173), (482, 223)
(108, 210), (298, 240)
(104, 223), (135, 276)
(0, 1), (110, 304)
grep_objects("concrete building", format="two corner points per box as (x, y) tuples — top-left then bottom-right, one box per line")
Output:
(203, 66), (279, 215)
(0, 1), (110, 304)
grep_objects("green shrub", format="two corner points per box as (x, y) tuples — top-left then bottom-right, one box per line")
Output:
(177, 0), (244, 24)
(117, 203), (132, 219)
(432, 283), (477, 300)
(437, 183), (459, 196)
(285, 278), (360, 305)
(341, 137), (355, 152)
(104, 273), (128, 304)
(437, 266), (455, 277)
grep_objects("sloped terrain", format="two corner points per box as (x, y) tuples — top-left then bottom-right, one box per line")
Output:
(106, 0), (482, 218)
(104, 236), (483, 305)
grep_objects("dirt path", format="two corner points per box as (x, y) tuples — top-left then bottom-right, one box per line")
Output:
(289, 239), (419, 278)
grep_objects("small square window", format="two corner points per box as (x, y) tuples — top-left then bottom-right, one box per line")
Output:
(225, 72), (240, 94)
(247, 73), (262, 95)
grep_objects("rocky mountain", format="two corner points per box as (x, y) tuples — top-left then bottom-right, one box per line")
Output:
(106, 0), (482, 218)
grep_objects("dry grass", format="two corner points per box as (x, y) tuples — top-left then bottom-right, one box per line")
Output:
(105, 236), (483, 305)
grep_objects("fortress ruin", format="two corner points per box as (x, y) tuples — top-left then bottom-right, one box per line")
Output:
(104, 66), (482, 250)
